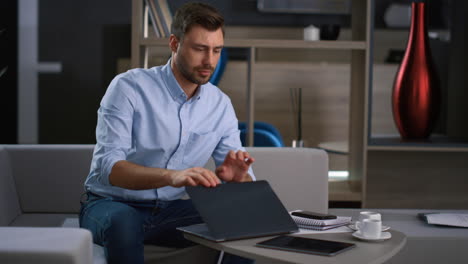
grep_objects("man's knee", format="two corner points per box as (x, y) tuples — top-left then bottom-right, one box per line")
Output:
(81, 200), (144, 245)
(106, 205), (142, 231)
(105, 207), (144, 247)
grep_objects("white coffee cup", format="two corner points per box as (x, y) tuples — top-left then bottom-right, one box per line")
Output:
(360, 219), (382, 239)
(356, 211), (381, 230)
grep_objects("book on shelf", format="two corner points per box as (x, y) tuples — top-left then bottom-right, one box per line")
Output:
(155, 0), (172, 37)
(145, 0), (172, 38)
(145, 0), (163, 38)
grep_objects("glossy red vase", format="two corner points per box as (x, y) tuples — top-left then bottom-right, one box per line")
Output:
(392, 2), (440, 140)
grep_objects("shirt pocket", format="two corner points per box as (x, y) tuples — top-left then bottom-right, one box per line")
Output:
(182, 131), (219, 167)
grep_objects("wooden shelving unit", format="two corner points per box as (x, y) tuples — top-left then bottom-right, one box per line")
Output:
(363, 1), (468, 209)
(131, 0), (374, 205)
(139, 37), (367, 50)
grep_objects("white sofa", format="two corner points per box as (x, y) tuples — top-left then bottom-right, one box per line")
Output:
(0, 145), (329, 264)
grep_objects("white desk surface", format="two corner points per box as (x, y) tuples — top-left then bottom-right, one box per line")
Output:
(330, 209), (468, 264)
(330, 209), (468, 238)
(185, 230), (406, 264)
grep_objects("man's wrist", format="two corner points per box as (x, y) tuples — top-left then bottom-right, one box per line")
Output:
(163, 169), (175, 186)
(242, 173), (253, 182)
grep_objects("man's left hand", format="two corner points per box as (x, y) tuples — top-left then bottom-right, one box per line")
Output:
(216, 150), (255, 182)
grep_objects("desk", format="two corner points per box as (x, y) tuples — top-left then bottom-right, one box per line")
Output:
(330, 209), (468, 263)
(184, 230), (406, 264)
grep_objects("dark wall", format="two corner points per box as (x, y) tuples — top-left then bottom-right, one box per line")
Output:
(168, 0), (349, 27)
(447, 0), (468, 139)
(1, 0), (17, 144)
(167, 0), (449, 29)
(38, 0), (131, 143)
(373, 0), (450, 29)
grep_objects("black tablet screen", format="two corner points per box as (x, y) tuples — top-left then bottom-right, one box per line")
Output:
(256, 235), (355, 256)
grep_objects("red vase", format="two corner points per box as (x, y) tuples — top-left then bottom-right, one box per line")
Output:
(392, 2), (440, 140)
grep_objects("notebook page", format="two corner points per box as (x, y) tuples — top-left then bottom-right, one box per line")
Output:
(426, 214), (468, 227)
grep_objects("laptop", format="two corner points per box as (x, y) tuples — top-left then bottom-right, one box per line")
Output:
(177, 180), (299, 242)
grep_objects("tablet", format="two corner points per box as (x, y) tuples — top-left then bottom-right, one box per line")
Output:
(256, 235), (355, 256)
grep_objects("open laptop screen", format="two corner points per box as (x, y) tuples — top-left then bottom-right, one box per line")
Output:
(186, 180), (298, 240)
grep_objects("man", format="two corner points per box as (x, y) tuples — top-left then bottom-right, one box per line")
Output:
(80, 2), (255, 264)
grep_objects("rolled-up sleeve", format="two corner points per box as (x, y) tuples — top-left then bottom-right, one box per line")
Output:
(212, 98), (256, 181)
(93, 74), (137, 186)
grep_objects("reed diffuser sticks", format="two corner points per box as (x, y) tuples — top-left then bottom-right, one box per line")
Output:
(290, 88), (304, 147)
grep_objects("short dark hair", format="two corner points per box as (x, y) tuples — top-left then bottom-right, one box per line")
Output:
(171, 2), (225, 41)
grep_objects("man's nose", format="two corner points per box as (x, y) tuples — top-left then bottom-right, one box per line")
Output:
(202, 51), (216, 67)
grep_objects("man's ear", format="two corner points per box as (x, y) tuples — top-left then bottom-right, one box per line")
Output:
(169, 35), (179, 52)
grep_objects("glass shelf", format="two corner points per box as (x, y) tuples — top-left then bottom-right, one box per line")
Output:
(368, 134), (468, 152)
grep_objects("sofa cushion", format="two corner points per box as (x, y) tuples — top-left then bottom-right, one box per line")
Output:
(246, 147), (328, 213)
(0, 146), (21, 226)
(10, 213), (77, 227)
(206, 147), (329, 213)
(5, 145), (95, 213)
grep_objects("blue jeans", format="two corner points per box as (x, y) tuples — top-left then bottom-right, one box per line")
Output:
(79, 193), (253, 264)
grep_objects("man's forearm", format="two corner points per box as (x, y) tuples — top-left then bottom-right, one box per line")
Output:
(109, 160), (172, 190)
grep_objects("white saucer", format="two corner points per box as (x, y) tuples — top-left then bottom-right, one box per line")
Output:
(352, 231), (392, 242)
(348, 223), (390, 232)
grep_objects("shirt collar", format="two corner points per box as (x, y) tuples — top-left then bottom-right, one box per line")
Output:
(192, 85), (203, 101)
(162, 59), (204, 103)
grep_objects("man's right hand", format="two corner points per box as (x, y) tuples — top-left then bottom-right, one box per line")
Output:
(167, 167), (221, 188)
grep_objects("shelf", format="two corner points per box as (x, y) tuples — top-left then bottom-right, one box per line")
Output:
(329, 180), (361, 202)
(318, 140), (348, 155)
(316, 137), (468, 153)
(139, 37), (367, 50)
(368, 135), (468, 152)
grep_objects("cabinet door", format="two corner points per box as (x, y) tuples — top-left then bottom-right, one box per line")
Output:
(18, 0), (131, 143)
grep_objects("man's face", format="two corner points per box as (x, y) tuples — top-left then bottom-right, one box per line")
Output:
(173, 25), (224, 86)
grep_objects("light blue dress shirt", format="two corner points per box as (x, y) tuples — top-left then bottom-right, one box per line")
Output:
(84, 60), (254, 201)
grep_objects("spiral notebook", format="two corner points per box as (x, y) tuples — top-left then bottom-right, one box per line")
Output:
(290, 211), (351, 230)
(296, 223), (350, 231)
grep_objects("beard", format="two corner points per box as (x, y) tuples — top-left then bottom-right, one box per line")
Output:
(175, 55), (214, 85)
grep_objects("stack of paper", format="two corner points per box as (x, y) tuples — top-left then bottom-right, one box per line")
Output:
(420, 213), (468, 228)
(290, 214), (352, 231)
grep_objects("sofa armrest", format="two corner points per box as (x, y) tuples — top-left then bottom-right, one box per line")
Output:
(0, 146), (22, 226)
(0, 227), (93, 264)
(4, 145), (95, 214)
